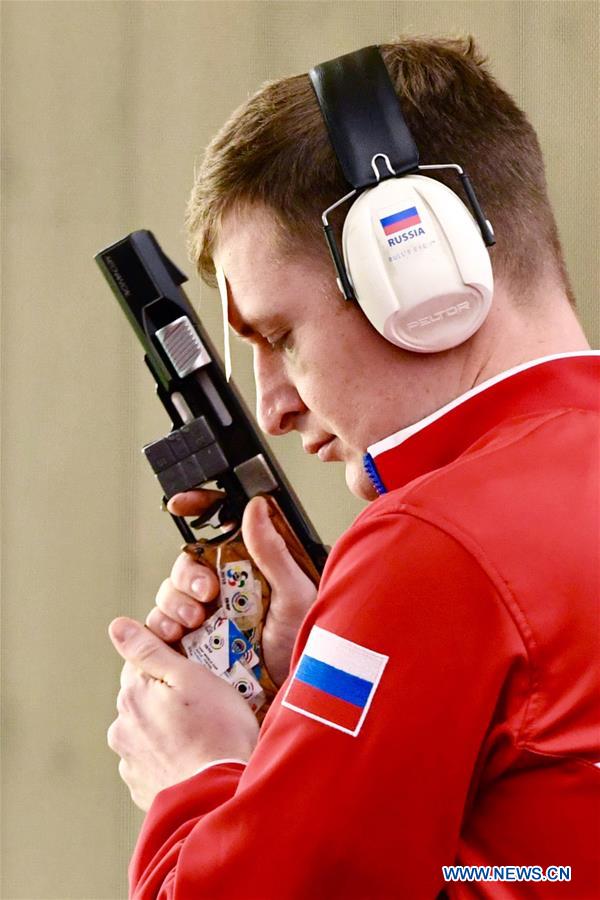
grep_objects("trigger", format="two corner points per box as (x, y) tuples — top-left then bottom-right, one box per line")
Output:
(189, 499), (227, 530)
(190, 498), (241, 531)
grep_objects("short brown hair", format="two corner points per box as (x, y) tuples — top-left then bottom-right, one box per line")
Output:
(186, 36), (573, 302)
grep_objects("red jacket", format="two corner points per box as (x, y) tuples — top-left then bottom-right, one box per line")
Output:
(130, 353), (600, 899)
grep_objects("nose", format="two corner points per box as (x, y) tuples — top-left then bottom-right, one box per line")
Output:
(253, 344), (307, 436)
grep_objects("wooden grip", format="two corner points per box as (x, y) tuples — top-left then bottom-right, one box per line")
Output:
(179, 496), (320, 711)
(261, 496), (322, 587)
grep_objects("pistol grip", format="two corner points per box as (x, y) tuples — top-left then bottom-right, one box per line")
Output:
(179, 496), (321, 719)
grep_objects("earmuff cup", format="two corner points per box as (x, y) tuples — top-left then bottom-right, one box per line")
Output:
(342, 175), (493, 353)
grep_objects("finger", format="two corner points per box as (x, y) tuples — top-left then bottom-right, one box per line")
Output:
(170, 554), (220, 603)
(108, 617), (184, 684)
(155, 573), (211, 627)
(145, 606), (186, 643)
(242, 497), (314, 591)
(166, 489), (224, 517)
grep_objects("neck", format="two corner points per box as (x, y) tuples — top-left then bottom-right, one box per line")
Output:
(458, 282), (590, 395)
(356, 278), (591, 464)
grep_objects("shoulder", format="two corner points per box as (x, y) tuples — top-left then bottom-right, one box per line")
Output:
(307, 403), (597, 655)
(359, 405), (597, 578)
(311, 404), (596, 678)
(403, 404), (597, 509)
(304, 493), (523, 666)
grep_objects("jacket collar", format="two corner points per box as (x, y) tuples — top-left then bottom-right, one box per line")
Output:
(363, 352), (600, 494)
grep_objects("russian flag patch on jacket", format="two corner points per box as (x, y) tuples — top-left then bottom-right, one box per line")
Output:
(282, 626), (388, 736)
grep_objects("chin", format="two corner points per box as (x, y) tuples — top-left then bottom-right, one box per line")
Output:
(344, 459), (378, 501)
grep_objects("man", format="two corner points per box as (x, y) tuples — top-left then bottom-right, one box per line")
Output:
(107, 37), (599, 897)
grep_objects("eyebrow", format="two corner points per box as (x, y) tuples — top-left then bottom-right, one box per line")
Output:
(224, 279), (283, 340)
(227, 305), (262, 341)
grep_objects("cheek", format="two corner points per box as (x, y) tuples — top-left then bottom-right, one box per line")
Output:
(294, 345), (358, 410)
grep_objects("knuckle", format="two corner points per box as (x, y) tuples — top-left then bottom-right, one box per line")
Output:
(155, 578), (173, 605)
(107, 718), (122, 752)
(133, 638), (157, 664)
(144, 606), (160, 630)
(171, 552), (198, 590)
(151, 607), (183, 640)
(146, 605), (167, 630)
(116, 685), (135, 715)
(155, 585), (182, 617)
(120, 661), (137, 689)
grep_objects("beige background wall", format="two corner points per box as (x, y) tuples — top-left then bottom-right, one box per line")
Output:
(1, 1), (598, 897)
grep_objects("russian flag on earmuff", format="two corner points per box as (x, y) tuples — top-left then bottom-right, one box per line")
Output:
(380, 206), (421, 235)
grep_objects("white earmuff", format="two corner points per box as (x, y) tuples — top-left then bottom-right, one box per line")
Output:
(342, 174), (494, 352)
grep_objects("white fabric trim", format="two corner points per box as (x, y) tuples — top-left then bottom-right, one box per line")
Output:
(193, 758), (248, 778)
(368, 351), (600, 458)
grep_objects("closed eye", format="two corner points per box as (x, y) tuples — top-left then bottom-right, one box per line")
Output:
(266, 331), (292, 353)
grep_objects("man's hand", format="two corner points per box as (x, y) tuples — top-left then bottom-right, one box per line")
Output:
(107, 618), (259, 811)
(145, 493), (318, 686)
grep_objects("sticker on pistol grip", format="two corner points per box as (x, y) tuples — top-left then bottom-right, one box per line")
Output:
(181, 611), (253, 676)
(219, 560), (261, 627)
(240, 628), (261, 670)
(240, 644), (260, 670)
(222, 661), (266, 713)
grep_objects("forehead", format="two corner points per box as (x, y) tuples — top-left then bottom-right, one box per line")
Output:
(213, 205), (328, 330)
(214, 206), (285, 289)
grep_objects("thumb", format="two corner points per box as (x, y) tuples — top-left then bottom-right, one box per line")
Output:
(242, 497), (313, 593)
(108, 617), (183, 685)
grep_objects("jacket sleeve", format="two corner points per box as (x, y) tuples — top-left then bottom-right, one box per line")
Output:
(129, 501), (526, 900)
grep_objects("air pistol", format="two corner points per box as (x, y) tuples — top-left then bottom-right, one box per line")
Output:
(95, 230), (327, 713)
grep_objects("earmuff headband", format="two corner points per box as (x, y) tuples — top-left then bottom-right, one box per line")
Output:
(309, 46), (419, 189)
(310, 46), (495, 303)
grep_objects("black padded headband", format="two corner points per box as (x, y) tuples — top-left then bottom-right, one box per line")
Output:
(309, 45), (419, 190)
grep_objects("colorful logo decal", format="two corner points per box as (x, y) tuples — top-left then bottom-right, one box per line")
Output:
(226, 567), (248, 588)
